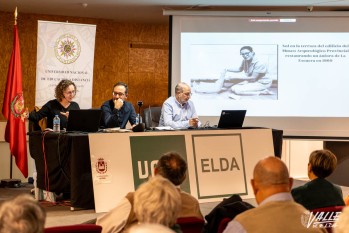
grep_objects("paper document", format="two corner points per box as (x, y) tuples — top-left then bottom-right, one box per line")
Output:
(155, 126), (175, 130)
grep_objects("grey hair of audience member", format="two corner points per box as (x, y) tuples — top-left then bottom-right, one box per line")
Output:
(156, 151), (187, 186)
(128, 223), (175, 233)
(134, 176), (181, 227)
(335, 206), (349, 233)
(0, 194), (46, 233)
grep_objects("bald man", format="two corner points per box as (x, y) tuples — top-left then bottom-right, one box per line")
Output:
(223, 156), (326, 233)
(159, 82), (200, 129)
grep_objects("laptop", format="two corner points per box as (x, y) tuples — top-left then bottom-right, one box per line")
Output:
(217, 110), (247, 129)
(66, 109), (102, 132)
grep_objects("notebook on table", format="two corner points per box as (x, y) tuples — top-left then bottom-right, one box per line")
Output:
(217, 110), (247, 129)
(66, 109), (102, 133)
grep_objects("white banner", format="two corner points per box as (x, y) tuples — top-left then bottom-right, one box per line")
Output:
(35, 21), (96, 109)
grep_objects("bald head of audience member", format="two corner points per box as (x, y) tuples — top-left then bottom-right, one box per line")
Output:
(155, 151), (187, 186)
(251, 156), (293, 205)
(134, 176), (181, 228)
(0, 194), (46, 233)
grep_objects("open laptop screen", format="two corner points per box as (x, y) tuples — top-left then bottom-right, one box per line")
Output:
(66, 109), (102, 132)
(217, 110), (247, 129)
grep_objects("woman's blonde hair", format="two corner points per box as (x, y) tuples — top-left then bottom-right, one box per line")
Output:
(134, 176), (181, 227)
(0, 194), (46, 233)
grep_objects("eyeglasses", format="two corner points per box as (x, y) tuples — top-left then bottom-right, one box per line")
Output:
(240, 52), (251, 56)
(182, 92), (192, 97)
(64, 90), (76, 96)
(112, 92), (125, 97)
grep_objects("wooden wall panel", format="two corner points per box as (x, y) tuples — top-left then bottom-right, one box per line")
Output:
(0, 11), (169, 120)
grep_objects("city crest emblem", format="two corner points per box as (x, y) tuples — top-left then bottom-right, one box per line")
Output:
(54, 33), (81, 64)
(10, 93), (25, 118)
(96, 158), (108, 174)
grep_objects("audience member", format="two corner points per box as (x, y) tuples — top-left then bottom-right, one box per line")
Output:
(223, 156), (326, 233)
(0, 194), (46, 233)
(159, 82), (200, 129)
(133, 176), (181, 232)
(96, 151), (203, 233)
(335, 206), (349, 233)
(100, 82), (136, 129)
(128, 223), (175, 233)
(24, 79), (79, 130)
(292, 149), (345, 210)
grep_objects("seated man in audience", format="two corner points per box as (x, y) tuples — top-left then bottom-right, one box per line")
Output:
(291, 149), (345, 210)
(96, 151), (203, 233)
(133, 176), (182, 232)
(159, 82), (201, 129)
(0, 193), (46, 233)
(223, 156), (326, 233)
(100, 82), (137, 129)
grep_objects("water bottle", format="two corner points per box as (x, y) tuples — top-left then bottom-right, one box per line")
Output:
(53, 115), (60, 132)
(136, 114), (140, 125)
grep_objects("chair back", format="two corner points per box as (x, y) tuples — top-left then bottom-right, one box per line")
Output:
(176, 217), (205, 233)
(143, 106), (161, 129)
(217, 217), (232, 233)
(28, 106), (47, 132)
(310, 206), (345, 233)
(44, 224), (102, 233)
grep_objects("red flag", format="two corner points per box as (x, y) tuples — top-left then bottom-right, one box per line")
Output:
(2, 24), (28, 178)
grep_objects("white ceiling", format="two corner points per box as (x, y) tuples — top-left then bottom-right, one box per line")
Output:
(1, 0), (349, 24)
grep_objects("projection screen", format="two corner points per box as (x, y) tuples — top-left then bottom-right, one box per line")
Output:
(165, 11), (349, 138)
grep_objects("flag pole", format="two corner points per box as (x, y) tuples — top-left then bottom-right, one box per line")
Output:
(8, 7), (18, 180)
(1, 7), (23, 188)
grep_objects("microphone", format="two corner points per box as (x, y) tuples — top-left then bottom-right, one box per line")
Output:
(132, 123), (145, 132)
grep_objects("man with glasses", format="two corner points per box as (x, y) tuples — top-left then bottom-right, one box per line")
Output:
(159, 82), (200, 129)
(226, 46), (272, 99)
(100, 82), (136, 129)
(192, 46), (272, 98)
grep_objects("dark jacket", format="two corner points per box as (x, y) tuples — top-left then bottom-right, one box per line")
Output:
(100, 99), (136, 129)
(203, 194), (254, 233)
(291, 178), (345, 210)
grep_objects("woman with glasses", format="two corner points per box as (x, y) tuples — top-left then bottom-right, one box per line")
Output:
(25, 79), (80, 130)
(100, 82), (137, 129)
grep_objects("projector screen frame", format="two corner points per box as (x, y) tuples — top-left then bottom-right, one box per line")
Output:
(166, 10), (349, 138)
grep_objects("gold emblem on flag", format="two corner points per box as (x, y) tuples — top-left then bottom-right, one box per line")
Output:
(10, 93), (25, 118)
